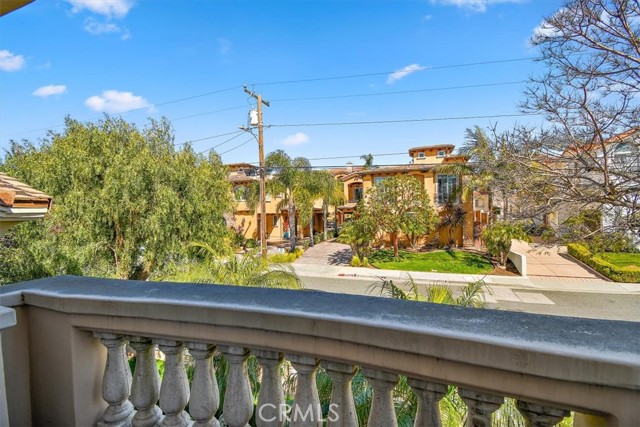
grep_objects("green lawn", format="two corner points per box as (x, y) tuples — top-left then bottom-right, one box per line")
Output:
(598, 252), (640, 271)
(369, 249), (494, 274)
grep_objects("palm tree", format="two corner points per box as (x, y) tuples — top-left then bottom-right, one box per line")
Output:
(368, 275), (485, 308)
(295, 170), (324, 247)
(265, 150), (311, 252)
(360, 153), (374, 170)
(316, 171), (345, 240)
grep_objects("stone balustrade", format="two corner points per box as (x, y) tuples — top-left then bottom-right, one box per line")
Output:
(0, 276), (639, 426)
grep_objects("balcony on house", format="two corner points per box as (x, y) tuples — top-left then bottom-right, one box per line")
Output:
(0, 276), (638, 426)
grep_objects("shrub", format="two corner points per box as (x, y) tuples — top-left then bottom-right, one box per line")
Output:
(245, 239), (257, 249)
(268, 247), (305, 264)
(351, 255), (361, 267)
(567, 243), (640, 283)
(482, 221), (530, 267)
(268, 253), (296, 263)
(587, 232), (639, 254)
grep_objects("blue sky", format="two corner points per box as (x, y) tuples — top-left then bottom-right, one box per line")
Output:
(0, 0), (563, 167)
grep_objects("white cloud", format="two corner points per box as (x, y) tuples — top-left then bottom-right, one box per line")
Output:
(33, 85), (67, 97)
(66, 0), (133, 18)
(387, 64), (424, 84)
(84, 17), (121, 34)
(530, 8), (567, 43)
(85, 90), (151, 113)
(0, 50), (25, 72)
(430, 0), (523, 13)
(83, 17), (130, 39)
(532, 21), (559, 39)
(280, 133), (310, 146)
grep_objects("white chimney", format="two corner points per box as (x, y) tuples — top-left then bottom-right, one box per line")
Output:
(346, 161), (353, 173)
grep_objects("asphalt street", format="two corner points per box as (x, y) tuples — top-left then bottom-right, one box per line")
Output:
(300, 275), (640, 322)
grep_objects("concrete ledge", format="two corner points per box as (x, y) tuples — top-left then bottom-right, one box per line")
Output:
(2, 276), (639, 422)
(0, 306), (16, 331)
(508, 249), (527, 277)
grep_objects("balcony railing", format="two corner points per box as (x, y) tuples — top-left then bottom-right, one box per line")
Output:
(0, 276), (639, 426)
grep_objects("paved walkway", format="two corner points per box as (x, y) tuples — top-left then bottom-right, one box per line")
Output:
(510, 241), (601, 279)
(294, 241), (352, 266)
(291, 241), (640, 295)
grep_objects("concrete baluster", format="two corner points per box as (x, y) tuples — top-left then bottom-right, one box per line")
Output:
(517, 401), (570, 427)
(322, 361), (358, 427)
(458, 388), (504, 427)
(254, 350), (285, 427)
(156, 340), (190, 427)
(187, 343), (220, 427)
(129, 337), (162, 427)
(362, 368), (399, 427)
(288, 354), (322, 427)
(219, 346), (253, 427)
(407, 379), (447, 427)
(95, 332), (134, 427)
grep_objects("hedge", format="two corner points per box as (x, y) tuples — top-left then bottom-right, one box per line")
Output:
(567, 243), (640, 283)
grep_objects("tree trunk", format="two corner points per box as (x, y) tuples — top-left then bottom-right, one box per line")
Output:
(309, 212), (314, 247)
(290, 202), (297, 252)
(323, 202), (328, 241)
(392, 232), (399, 257)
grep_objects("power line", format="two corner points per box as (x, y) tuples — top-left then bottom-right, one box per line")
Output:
(172, 105), (246, 122)
(250, 57), (533, 86)
(271, 81), (526, 102)
(2, 56), (537, 138)
(218, 138), (254, 156)
(198, 132), (245, 154)
(176, 130), (244, 146)
(269, 113), (539, 128)
(2, 86), (242, 138)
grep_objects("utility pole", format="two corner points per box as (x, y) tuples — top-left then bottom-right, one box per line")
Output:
(243, 85), (270, 259)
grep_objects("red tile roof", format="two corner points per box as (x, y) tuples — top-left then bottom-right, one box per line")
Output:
(0, 173), (51, 208)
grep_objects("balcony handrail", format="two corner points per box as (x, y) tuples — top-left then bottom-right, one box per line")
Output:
(1, 275), (639, 425)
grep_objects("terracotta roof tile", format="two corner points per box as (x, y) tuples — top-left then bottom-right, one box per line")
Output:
(340, 164), (439, 180)
(0, 173), (51, 208)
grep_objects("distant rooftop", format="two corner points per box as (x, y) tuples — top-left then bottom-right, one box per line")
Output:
(408, 144), (455, 155)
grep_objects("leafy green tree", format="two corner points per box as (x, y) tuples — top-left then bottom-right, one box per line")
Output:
(337, 203), (377, 260)
(265, 150), (311, 251)
(400, 203), (439, 250)
(0, 116), (234, 281)
(482, 221), (530, 267)
(366, 176), (438, 257)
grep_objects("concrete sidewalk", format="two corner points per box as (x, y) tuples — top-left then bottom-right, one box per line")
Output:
(290, 263), (640, 295)
(511, 241), (601, 279)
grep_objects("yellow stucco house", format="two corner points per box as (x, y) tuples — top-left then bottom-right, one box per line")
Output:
(336, 144), (488, 247)
(227, 144), (489, 247)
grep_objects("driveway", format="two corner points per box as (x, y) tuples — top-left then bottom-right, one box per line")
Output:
(511, 241), (601, 280)
(294, 241), (353, 266)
